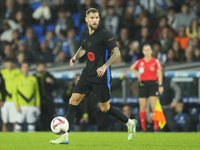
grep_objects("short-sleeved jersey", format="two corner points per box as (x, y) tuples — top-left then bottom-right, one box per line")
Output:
(131, 58), (162, 81)
(1, 68), (21, 101)
(80, 26), (117, 84)
(13, 74), (40, 107)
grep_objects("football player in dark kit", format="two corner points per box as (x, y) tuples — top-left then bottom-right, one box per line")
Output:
(50, 8), (137, 144)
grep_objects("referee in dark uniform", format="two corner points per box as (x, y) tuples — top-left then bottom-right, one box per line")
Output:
(50, 8), (137, 144)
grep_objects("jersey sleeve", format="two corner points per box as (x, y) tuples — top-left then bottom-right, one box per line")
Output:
(104, 31), (117, 52)
(155, 59), (162, 69)
(81, 39), (86, 49)
(131, 60), (140, 69)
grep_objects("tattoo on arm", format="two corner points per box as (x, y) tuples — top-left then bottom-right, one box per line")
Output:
(74, 46), (86, 60)
(104, 47), (121, 67)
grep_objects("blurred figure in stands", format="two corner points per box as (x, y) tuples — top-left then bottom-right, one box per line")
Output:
(34, 61), (56, 131)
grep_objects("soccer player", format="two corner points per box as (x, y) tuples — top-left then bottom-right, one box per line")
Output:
(14, 62), (40, 132)
(1, 58), (21, 132)
(130, 44), (164, 132)
(50, 8), (137, 144)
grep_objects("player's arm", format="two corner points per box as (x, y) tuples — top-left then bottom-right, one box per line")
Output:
(97, 47), (121, 77)
(157, 68), (164, 95)
(70, 46), (86, 67)
(13, 79), (20, 112)
(130, 60), (140, 81)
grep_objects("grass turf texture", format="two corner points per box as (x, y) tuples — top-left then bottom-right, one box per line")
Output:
(0, 132), (199, 150)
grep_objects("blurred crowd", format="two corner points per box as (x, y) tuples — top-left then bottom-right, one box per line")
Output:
(0, 0), (200, 66)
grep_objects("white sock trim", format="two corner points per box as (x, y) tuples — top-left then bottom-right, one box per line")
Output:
(126, 118), (134, 127)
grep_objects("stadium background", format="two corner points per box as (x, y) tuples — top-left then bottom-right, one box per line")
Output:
(0, 0), (200, 132)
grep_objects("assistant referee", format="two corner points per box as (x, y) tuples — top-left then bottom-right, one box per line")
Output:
(130, 44), (164, 131)
(50, 8), (137, 144)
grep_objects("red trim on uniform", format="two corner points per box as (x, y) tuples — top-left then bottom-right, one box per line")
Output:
(107, 38), (114, 41)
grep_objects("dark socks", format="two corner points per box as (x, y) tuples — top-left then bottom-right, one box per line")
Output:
(65, 104), (78, 131)
(107, 105), (128, 123)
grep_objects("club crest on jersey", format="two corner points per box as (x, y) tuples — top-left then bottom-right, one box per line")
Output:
(87, 41), (91, 47)
(87, 52), (95, 61)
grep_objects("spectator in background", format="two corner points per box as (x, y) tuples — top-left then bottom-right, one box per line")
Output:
(197, 25), (200, 41)
(54, 8), (74, 36)
(159, 27), (174, 54)
(137, 27), (152, 58)
(191, 37), (200, 50)
(45, 30), (56, 51)
(176, 3), (197, 31)
(153, 16), (177, 42)
(53, 30), (70, 59)
(66, 28), (79, 59)
(167, 7), (178, 31)
(79, 0), (99, 25)
(186, 19), (198, 39)
(54, 51), (67, 65)
(3, 44), (15, 61)
(8, 11), (26, 36)
(16, 52), (25, 65)
(39, 40), (54, 63)
(166, 49), (176, 64)
(17, 40), (34, 63)
(0, 21), (14, 42)
(192, 47), (200, 62)
(119, 28), (130, 61)
(153, 42), (167, 65)
(32, 0), (52, 26)
(160, 68), (181, 132)
(16, 0), (33, 26)
(104, 5), (120, 39)
(1, 58), (21, 132)
(99, 0), (108, 20)
(184, 47), (193, 63)
(14, 61), (40, 132)
(34, 61), (56, 131)
(125, 0), (145, 27)
(174, 26), (190, 50)
(172, 41), (184, 62)
(0, 0), (16, 21)
(134, 16), (151, 40)
(25, 27), (40, 56)
(109, 0), (124, 16)
(51, 0), (66, 23)
(11, 30), (20, 51)
(127, 41), (139, 63)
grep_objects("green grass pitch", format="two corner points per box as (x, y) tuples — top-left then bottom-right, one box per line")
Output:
(0, 132), (199, 150)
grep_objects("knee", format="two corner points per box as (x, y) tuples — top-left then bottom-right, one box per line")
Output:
(140, 106), (146, 112)
(100, 105), (110, 113)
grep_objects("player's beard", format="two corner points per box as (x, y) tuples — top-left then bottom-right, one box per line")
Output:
(89, 24), (98, 30)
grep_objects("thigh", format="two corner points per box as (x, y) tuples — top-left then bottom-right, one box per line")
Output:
(73, 78), (92, 95)
(8, 101), (18, 123)
(1, 101), (8, 123)
(92, 83), (110, 103)
(149, 96), (158, 111)
(139, 82), (148, 98)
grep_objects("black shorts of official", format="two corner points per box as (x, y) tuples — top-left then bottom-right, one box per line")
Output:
(73, 78), (111, 103)
(139, 80), (159, 98)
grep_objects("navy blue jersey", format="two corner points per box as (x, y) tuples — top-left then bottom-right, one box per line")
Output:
(80, 26), (117, 84)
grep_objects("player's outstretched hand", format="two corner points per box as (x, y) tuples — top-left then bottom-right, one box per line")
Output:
(97, 65), (107, 77)
(70, 57), (76, 67)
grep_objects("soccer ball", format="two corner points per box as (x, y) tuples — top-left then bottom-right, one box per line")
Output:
(50, 116), (69, 134)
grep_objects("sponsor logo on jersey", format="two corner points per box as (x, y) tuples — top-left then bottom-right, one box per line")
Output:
(87, 52), (95, 61)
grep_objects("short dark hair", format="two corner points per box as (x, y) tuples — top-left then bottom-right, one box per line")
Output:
(20, 61), (30, 67)
(4, 58), (14, 62)
(86, 8), (99, 16)
(37, 60), (46, 67)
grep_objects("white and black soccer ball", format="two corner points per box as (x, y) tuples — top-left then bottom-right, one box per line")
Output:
(50, 116), (69, 134)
